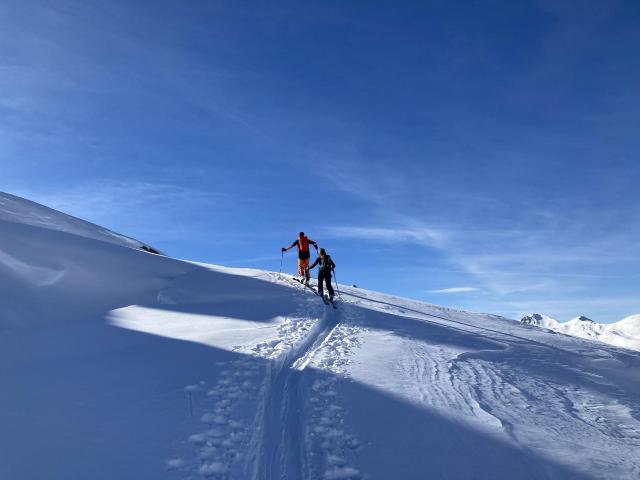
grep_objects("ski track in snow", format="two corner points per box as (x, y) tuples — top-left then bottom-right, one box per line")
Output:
(167, 275), (640, 479)
(447, 344), (640, 474)
(380, 307), (640, 478)
(171, 274), (365, 480)
(304, 312), (365, 480)
(251, 275), (365, 480)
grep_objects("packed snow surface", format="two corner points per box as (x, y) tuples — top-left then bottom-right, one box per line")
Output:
(522, 313), (640, 352)
(2, 193), (640, 480)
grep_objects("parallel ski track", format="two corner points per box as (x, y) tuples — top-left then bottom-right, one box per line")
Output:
(253, 277), (341, 480)
(340, 290), (592, 357)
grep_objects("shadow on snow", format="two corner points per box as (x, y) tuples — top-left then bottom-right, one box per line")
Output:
(2, 264), (629, 479)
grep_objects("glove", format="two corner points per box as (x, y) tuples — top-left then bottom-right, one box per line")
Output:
(281, 247), (286, 252)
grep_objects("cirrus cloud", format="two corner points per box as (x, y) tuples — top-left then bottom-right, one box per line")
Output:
(428, 287), (480, 294)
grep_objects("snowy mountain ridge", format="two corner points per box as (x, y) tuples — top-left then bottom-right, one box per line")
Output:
(2, 192), (640, 480)
(520, 313), (560, 329)
(0, 191), (160, 253)
(521, 312), (640, 352)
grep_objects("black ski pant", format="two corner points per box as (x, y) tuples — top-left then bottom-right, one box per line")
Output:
(317, 269), (334, 298)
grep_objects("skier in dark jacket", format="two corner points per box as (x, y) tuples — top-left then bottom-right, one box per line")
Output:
(309, 248), (336, 301)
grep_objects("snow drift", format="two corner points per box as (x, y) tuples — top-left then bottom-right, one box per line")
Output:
(2, 192), (640, 480)
(0, 193), (187, 330)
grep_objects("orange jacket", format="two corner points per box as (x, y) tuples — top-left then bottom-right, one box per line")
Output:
(288, 235), (317, 253)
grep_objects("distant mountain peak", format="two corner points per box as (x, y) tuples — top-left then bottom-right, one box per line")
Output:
(521, 313), (560, 328)
(521, 312), (639, 351)
(521, 313), (543, 324)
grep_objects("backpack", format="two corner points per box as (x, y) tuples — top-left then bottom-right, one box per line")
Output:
(298, 236), (310, 252)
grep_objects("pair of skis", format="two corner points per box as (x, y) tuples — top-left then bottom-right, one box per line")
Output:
(322, 295), (338, 309)
(313, 291), (337, 308)
(292, 277), (337, 309)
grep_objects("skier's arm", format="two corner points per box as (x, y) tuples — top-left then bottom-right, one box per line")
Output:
(329, 258), (336, 270)
(309, 257), (320, 269)
(309, 239), (318, 250)
(282, 240), (298, 252)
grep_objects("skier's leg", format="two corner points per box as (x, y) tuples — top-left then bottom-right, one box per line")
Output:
(297, 258), (305, 280)
(304, 258), (311, 283)
(327, 272), (335, 300)
(317, 270), (326, 297)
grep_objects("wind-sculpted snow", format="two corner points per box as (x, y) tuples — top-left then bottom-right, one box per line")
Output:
(0, 192), (176, 329)
(0, 192), (150, 250)
(0, 219), (190, 329)
(2, 195), (640, 479)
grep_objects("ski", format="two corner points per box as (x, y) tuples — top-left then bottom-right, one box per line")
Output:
(291, 278), (336, 307)
(292, 277), (315, 289)
(318, 292), (337, 308)
(292, 277), (321, 296)
(321, 296), (337, 309)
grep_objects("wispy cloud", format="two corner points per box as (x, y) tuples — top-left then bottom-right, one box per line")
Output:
(321, 196), (640, 322)
(12, 180), (225, 213)
(428, 287), (479, 294)
(0, 1), (268, 162)
(324, 225), (448, 249)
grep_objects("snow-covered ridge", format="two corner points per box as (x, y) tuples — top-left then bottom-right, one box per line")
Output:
(0, 192), (178, 329)
(521, 312), (640, 351)
(0, 191), (160, 252)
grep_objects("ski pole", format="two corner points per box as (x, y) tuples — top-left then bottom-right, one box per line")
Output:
(332, 269), (343, 301)
(279, 250), (284, 275)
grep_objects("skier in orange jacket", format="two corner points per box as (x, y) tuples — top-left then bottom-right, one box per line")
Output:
(282, 232), (318, 285)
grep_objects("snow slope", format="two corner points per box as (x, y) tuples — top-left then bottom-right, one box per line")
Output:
(0, 223), (179, 330)
(0, 191), (156, 250)
(2, 193), (640, 480)
(609, 314), (640, 345)
(522, 313), (640, 352)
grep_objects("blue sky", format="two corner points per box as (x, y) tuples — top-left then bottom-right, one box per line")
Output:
(2, 0), (639, 322)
